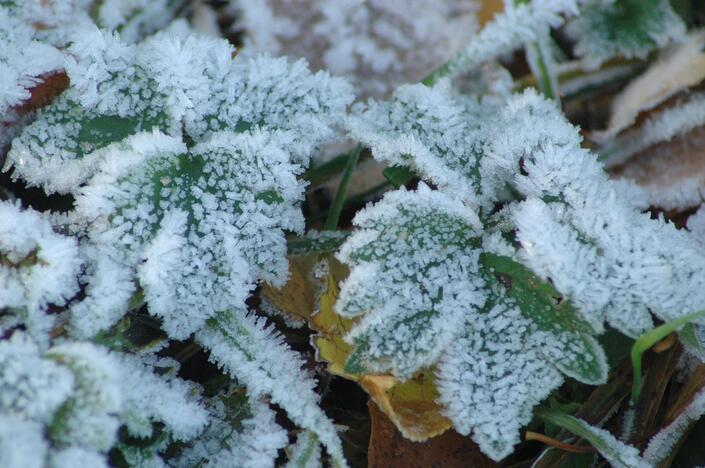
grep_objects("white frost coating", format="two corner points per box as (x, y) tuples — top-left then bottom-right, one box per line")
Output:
(69, 245), (135, 339)
(0, 9), (63, 115)
(45, 342), (122, 451)
(6, 29), (353, 193)
(482, 90), (705, 338)
(202, 401), (287, 468)
(184, 53), (354, 165)
(48, 447), (108, 468)
(0, 201), (81, 346)
(644, 387), (705, 465)
(75, 129), (307, 339)
(196, 310), (347, 467)
(437, 0), (579, 79)
(569, 0), (686, 68)
(603, 93), (705, 169)
(285, 431), (322, 468)
(0, 417), (47, 468)
(231, 0), (477, 98)
(0, 334), (74, 423)
(337, 184), (486, 378)
(347, 82), (490, 205)
(437, 303), (564, 461)
(116, 354), (208, 441)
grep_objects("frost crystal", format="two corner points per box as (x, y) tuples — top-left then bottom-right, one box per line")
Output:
(644, 386), (705, 465)
(197, 311), (346, 466)
(0, 201), (81, 346)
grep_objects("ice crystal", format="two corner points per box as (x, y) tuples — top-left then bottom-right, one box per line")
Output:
(0, 201), (81, 346)
(197, 311), (346, 466)
(644, 386), (705, 465)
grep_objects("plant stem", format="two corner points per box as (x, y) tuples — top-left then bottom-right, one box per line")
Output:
(630, 309), (705, 405)
(323, 144), (362, 231)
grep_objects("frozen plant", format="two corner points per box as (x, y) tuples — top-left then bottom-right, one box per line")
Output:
(342, 84), (705, 460)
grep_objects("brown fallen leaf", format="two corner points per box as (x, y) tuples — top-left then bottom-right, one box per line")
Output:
(367, 400), (494, 468)
(601, 30), (705, 139)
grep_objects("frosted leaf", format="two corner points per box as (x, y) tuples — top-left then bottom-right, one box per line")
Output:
(336, 184), (606, 460)
(5, 29), (353, 192)
(285, 431), (322, 468)
(93, 0), (182, 43)
(601, 93), (705, 169)
(569, 0), (686, 68)
(48, 447), (108, 468)
(433, 0), (579, 81)
(230, 0), (477, 99)
(201, 400), (287, 468)
(68, 245), (136, 339)
(46, 342), (122, 451)
(436, 302), (564, 461)
(0, 201), (81, 346)
(0, 334), (74, 423)
(184, 54), (354, 165)
(644, 386), (705, 465)
(347, 82), (491, 205)
(75, 129), (306, 339)
(0, 8), (63, 115)
(196, 310), (347, 467)
(450, 90), (705, 341)
(0, 416), (47, 468)
(116, 354), (208, 441)
(337, 184), (486, 378)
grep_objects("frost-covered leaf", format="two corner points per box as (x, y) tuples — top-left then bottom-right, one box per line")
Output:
(0, 201), (81, 346)
(569, 0), (686, 68)
(336, 183), (608, 459)
(92, 0), (182, 43)
(425, 0), (579, 83)
(196, 310), (346, 466)
(644, 385), (705, 465)
(286, 431), (321, 468)
(5, 29), (353, 193)
(347, 82), (490, 205)
(74, 129), (304, 339)
(535, 407), (649, 468)
(337, 184), (486, 378)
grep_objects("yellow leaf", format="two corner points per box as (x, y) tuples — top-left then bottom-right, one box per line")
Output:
(309, 258), (452, 441)
(361, 370), (452, 441)
(260, 255), (320, 325)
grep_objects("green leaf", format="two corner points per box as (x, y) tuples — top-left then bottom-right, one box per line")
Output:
(535, 407), (647, 467)
(479, 253), (598, 334)
(382, 165), (417, 188)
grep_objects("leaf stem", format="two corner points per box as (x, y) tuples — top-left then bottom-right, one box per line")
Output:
(525, 431), (596, 453)
(323, 144), (362, 231)
(630, 309), (705, 405)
